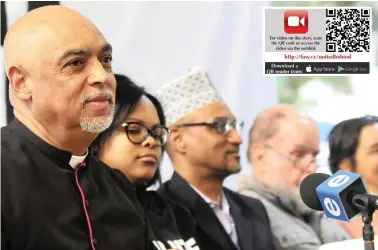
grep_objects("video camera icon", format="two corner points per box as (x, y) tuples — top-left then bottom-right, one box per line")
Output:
(288, 16), (306, 27)
(284, 10), (308, 34)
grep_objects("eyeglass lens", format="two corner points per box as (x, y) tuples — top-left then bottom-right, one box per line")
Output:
(215, 118), (244, 134)
(126, 123), (168, 145)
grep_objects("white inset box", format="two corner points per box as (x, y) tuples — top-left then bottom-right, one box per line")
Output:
(263, 7), (373, 76)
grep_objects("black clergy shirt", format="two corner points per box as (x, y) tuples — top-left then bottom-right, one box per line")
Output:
(1, 119), (148, 250)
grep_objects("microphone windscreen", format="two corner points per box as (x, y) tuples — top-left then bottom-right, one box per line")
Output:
(300, 173), (330, 211)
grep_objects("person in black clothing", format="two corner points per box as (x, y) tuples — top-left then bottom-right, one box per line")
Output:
(154, 66), (276, 250)
(1, 6), (147, 250)
(91, 74), (199, 250)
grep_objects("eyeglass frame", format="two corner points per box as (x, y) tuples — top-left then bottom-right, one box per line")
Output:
(175, 117), (244, 135)
(121, 122), (170, 146)
(264, 143), (317, 170)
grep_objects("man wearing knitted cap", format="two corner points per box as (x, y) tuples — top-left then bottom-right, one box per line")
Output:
(156, 67), (276, 250)
(1, 5), (147, 250)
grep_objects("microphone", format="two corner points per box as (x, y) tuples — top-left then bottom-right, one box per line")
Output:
(300, 170), (377, 222)
(300, 170), (378, 250)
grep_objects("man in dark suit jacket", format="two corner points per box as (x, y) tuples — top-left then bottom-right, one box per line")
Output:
(160, 173), (276, 250)
(154, 66), (276, 250)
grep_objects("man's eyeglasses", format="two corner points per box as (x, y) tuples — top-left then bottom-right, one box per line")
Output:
(175, 117), (244, 135)
(265, 144), (317, 170)
(121, 122), (169, 146)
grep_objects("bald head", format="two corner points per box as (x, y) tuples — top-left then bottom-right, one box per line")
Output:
(247, 105), (319, 200)
(4, 5), (102, 77)
(247, 104), (315, 161)
(3, 5), (116, 154)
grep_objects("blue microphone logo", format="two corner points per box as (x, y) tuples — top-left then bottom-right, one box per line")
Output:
(327, 174), (350, 187)
(316, 170), (364, 222)
(323, 197), (341, 216)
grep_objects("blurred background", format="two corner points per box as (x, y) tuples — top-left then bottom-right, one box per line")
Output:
(1, 1), (377, 189)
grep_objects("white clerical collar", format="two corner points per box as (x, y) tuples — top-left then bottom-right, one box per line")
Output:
(69, 150), (88, 169)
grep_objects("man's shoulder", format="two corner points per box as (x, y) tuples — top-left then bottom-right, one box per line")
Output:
(157, 179), (177, 202)
(1, 125), (31, 171)
(1, 123), (20, 147)
(95, 157), (143, 206)
(1, 119), (24, 139)
(223, 187), (275, 226)
(1, 123), (13, 134)
(235, 179), (282, 212)
(157, 173), (190, 199)
(224, 187), (266, 210)
(157, 179), (197, 216)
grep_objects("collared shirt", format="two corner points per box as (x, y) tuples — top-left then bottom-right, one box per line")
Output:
(190, 185), (239, 249)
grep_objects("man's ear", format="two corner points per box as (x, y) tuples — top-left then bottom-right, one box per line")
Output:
(249, 142), (268, 179)
(7, 66), (32, 101)
(250, 142), (265, 165)
(339, 158), (353, 172)
(169, 128), (186, 154)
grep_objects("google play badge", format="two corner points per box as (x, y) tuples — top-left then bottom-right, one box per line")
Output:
(337, 65), (344, 72)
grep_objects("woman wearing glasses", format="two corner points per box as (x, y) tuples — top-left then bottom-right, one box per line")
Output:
(91, 74), (193, 250)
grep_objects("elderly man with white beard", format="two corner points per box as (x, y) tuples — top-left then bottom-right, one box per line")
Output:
(237, 104), (350, 250)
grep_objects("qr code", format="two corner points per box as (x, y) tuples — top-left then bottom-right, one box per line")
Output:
(326, 8), (370, 52)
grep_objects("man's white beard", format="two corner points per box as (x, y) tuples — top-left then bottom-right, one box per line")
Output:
(268, 181), (314, 214)
(290, 188), (314, 214)
(79, 104), (115, 134)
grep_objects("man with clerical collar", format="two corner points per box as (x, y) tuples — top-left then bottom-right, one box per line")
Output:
(155, 66), (276, 250)
(1, 6), (147, 250)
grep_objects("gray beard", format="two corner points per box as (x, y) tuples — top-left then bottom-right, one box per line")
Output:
(269, 183), (314, 215)
(79, 103), (115, 134)
(283, 188), (314, 215)
(290, 190), (314, 215)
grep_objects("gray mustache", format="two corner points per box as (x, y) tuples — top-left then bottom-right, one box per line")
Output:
(84, 89), (115, 104)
